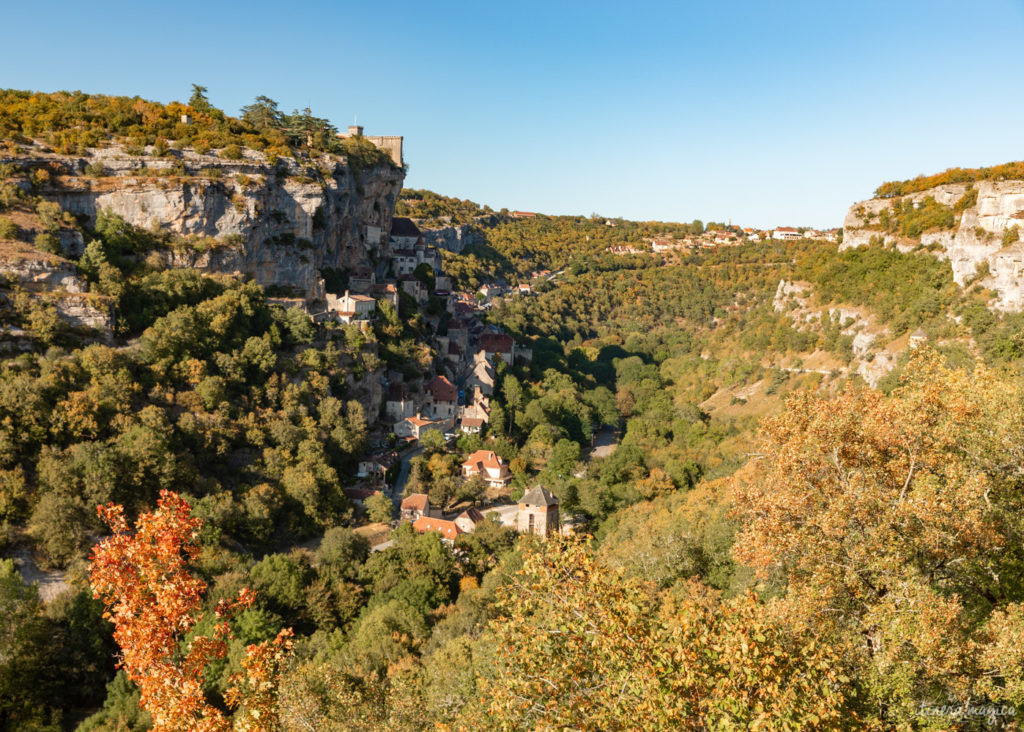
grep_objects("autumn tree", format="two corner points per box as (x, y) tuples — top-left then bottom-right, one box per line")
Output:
(461, 536), (850, 729)
(731, 348), (1024, 723)
(89, 490), (293, 731)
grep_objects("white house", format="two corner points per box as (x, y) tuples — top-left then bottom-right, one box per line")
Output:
(773, 227), (802, 241)
(462, 449), (512, 488)
(327, 290), (376, 323)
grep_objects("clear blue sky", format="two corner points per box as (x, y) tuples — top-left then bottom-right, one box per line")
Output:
(2, 0), (1023, 228)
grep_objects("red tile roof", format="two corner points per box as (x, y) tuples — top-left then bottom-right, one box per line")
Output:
(479, 333), (513, 354)
(345, 488), (381, 501)
(401, 493), (429, 511)
(426, 374), (457, 402)
(462, 450), (506, 473)
(387, 383), (408, 401)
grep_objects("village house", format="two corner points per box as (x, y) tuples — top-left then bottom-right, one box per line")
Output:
(426, 374), (458, 420)
(773, 226), (802, 241)
(478, 283), (504, 299)
(446, 319), (470, 352)
(517, 486), (560, 539)
(909, 328), (929, 348)
(465, 350), (495, 396)
(327, 290), (376, 323)
(385, 383), (414, 421)
(400, 493), (432, 521)
(392, 249), (419, 277)
(357, 453), (396, 480)
(390, 217), (423, 250)
(344, 487), (384, 512)
(458, 416), (485, 434)
(511, 211), (537, 218)
(371, 281), (400, 311)
(434, 274), (453, 292)
(395, 413), (446, 441)
(443, 340), (462, 365)
(454, 507), (486, 533)
(349, 266), (375, 293)
(462, 449), (512, 488)
(479, 332), (515, 365)
(412, 515), (463, 542)
(399, 275), (427, 303)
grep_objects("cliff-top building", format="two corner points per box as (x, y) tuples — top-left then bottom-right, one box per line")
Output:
(337, 125), (403, 167)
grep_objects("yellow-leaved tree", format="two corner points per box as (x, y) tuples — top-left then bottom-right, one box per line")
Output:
(459, 536), (850, 730)
(731, 348), (1024, 724)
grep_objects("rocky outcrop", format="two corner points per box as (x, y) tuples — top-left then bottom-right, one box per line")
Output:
(0, 243), (113, 338)
(52, 293), (114, 337)
(419, 215), (500, 253)
(4, 144), (404, 303)
(842, 181), (1024, 310)
(0, 246), (86, 293)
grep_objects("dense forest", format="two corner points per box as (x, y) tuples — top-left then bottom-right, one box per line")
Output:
(7, 92), (1024, 728)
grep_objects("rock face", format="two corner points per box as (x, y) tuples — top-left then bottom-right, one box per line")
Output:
(419, 215), (500, 253)
(842, 181), (1024, 310)
(0, 249), (86, 293)
(6, 144), (404, 303)
(0, 244), (113, 337)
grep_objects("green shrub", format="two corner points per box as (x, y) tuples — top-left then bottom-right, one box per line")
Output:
(221, 144), (242, 160)
(34, 232), (61, 254)
(0, 217), (20, 240)
(84, 161), (106, 177)
(1003, 226), (1020, 246)
(953, 186), (977, 212)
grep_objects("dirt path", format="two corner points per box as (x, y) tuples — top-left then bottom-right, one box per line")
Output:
(11, 545), (69, 603)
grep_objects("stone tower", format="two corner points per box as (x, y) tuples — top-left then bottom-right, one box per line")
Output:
(517, 486), (560, 538)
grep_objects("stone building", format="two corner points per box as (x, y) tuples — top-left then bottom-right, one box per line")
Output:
(517, 486), (560, 539)
(400, 493), (431, 522)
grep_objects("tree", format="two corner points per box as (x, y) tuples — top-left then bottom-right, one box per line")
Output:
(731, 349), (1024, 723)
(365, 491), (394, 524)
(89, 490), (293, 731)
(240, 96), (283, 131)
(461, 537), (850, 729)
(189, 84), (211, 112)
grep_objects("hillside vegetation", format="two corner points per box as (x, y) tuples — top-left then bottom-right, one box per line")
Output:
(875, 159), (1024, 197)
(0, 88), (395, 169)
(7, 110), (1024, 728)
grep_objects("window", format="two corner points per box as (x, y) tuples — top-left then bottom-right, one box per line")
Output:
(528, 513), (535, 534)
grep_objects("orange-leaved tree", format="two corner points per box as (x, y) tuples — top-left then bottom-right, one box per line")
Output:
(89, 490), (293, 731)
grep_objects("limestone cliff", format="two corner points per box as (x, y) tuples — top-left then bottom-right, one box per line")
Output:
(842, 181), (1024, 310)
(0, 242), (114, 337)
(4, 142), (404, 303)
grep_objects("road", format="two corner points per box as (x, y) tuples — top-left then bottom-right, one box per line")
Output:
(588, 426), (619, 460)
(391, 444), (424, 507)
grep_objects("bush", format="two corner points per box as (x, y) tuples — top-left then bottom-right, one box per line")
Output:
(0, 217), (20, 240)
(221, 144), (242, 160)
(1003, 226), (1019, 246)
(84, 161), (106, 177)
(33, 232), (61, 254)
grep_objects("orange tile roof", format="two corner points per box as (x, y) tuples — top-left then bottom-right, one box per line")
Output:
(462, 449), (506, 473)
(401, 493), (429, 511)
(413, 516), (463, 540)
